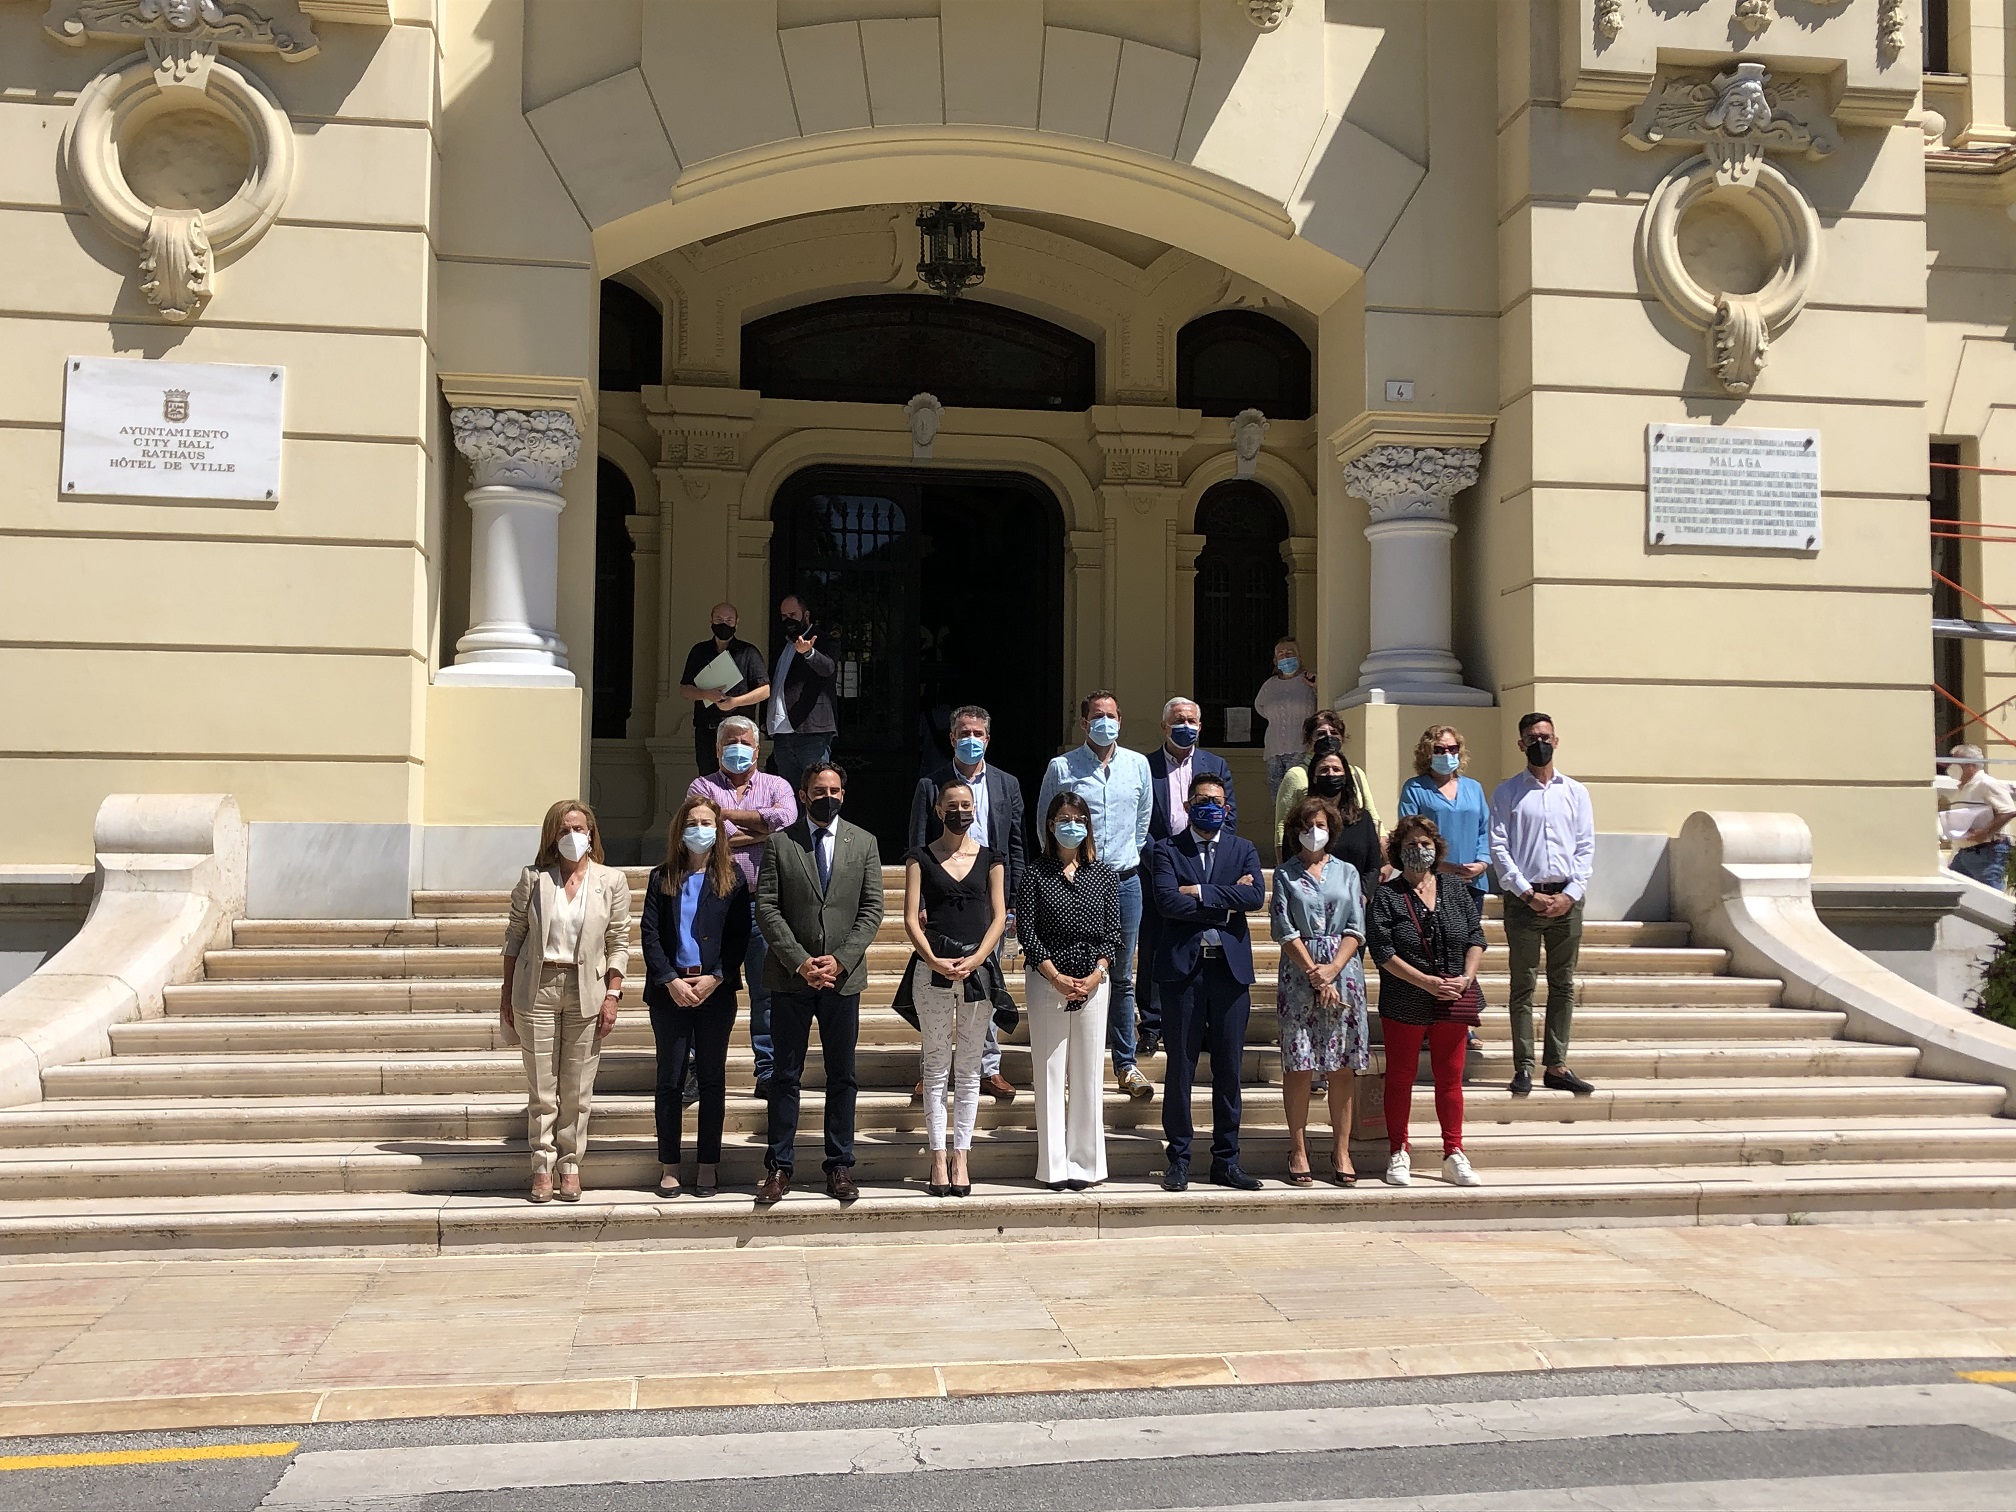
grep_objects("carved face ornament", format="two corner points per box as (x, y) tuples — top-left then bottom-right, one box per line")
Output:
(139, 0), (227, 29)
(1235, 420), (1264, 461)
(1705, 64), (1772, 137)
(1243, 0), (1291, 31)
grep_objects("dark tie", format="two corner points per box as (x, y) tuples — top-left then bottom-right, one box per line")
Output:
(817, 829), (832, 890)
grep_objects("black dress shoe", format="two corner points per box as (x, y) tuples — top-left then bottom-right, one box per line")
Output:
(1545, 1066), (1596, 1096)
(1209, 1160), (1262, 1191)
(1162, 1162), (1190, 1192)
(1066, 1179), (1090, 1192)
(1509, 1068), (1532, 1096)
(753, 1078), (772, 1100)
(1046, 1181), (1070, 1192)
(1138, 1031), (1162, 1061)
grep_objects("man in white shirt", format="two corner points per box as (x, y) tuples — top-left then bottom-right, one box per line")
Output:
(1488, 712), (1596, 1099)
(1942, 744), (2016, 892)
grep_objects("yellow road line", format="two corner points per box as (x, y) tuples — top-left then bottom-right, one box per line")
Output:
(1958, 1370), (2016, 1384)
(0, 1441), (298, 1472)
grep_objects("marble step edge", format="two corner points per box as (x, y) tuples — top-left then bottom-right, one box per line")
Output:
(2, 1166), (2012, 1257)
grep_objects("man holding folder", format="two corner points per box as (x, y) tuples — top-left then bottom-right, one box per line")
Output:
(678, 601), (771, 778)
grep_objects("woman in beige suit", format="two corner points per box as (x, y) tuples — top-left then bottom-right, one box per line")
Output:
(501, 800), (632, 1203)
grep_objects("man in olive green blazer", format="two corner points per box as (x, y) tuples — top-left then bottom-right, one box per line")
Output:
(754, 761), (884, 1202)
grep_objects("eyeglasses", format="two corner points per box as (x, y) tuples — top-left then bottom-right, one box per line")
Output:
(1431, 744), (1461, 754)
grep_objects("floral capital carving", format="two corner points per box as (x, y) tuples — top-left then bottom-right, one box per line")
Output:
(450, 408), (581, 491)
(1341, 446), (1482, 524)
(1596, 0), (1623, 39)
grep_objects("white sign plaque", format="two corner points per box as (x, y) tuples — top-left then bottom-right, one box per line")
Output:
(61, 357), (284, 503)
(1646, 423), (1821, 551)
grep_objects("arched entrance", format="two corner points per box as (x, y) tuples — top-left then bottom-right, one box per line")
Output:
(769, 466), (1065, 852)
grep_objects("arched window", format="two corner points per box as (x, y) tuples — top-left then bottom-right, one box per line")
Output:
(599, 280), (662, 392)
(592, 458), (636, 740)
(1193, 480), (1289, 747)
(1177, 310), (1312, 420)
(742, 295), (1096, 410)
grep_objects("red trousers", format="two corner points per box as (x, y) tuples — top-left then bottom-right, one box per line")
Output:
(1381, 1019), (1466, 1155)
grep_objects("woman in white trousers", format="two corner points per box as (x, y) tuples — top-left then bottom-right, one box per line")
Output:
(1015, 791), (1122, 1191)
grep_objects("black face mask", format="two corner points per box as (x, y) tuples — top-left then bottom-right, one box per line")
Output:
(1312, 773), (1348, 798)
(942, 811), (975, 834)
(781, 617), (807, 640)
(1312, 735), (1344, 760)
(1524, 739), (1554, 768)
(711, 621), (735, 642)
(807, 794), (842, 824)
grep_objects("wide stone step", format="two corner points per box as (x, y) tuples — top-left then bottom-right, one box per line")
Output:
(41, 1038), (1921, 1100)
(2, 1115), (2015, 1202)
(6, 1078), (1998, 1149)
(2, 1161), (2011, 1258)
(232, 916), (1696, 952)
(198, 941), (1730, 981)
(160, 973), (1784, 1016)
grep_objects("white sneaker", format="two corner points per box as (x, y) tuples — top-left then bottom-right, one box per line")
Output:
(1383, 1151), (1412, 1186)
(1443, 1151), (1482, 1187)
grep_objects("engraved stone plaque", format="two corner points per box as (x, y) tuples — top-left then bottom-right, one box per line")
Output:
(1647, 423), (1820, 551)
(60, 356), (284, 503)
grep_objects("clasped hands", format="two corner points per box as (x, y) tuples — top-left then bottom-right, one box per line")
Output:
(1303, 955), (1345, 1008)
(1428, 973), (1472, 1003)
(796, 954), (842, 990)
(923, 952), (983, 983)
(663, 974), (719, 1009)
(1525, 890), (1572, 919)
(1047, 964), (1103, 1003)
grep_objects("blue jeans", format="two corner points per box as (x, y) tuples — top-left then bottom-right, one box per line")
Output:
(1951, 837), (2012, 893)
(1266, 752), (1300, 802)
(770, 732), (833, 798)
(1107, 871), (1143, 1074)
(742, 898), (773, 1083)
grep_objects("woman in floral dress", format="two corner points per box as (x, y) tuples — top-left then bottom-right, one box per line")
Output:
(1268, 794), (1369, 1185)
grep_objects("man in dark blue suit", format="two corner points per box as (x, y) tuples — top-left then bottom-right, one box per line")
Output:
(907, 704), (1025, 1101)
(1148, 773), (1264, 1192)
(1138, 697), (1236, 1064)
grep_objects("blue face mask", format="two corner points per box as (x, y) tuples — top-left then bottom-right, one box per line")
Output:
(1431, 751), (1461, 776)
(954, 735), (987, 765)
(1169, 723), (1200, 750)
(1053, 820), (1089, 850)
(1276, 656), (1299, 676)
(1188, 799), (1226, 833)
(721, 742), (756, 775)
(1088, 715), (1121, 747)
(682, 824), (718, 853)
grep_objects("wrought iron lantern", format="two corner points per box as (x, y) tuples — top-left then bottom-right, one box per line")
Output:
(916, 202), (985, 299)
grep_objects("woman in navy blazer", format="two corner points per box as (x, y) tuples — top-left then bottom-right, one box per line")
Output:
(642, 793), (751, 1198)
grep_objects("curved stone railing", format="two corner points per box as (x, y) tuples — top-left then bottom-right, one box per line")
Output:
(1673, 810), (2016, 1115)
(0, 795), (245, 1107)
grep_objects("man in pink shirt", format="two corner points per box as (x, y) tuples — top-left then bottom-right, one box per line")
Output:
(688, 715), (798, 1095)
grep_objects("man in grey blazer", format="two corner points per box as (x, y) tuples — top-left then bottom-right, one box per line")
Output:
(755, 760), (886, 1202)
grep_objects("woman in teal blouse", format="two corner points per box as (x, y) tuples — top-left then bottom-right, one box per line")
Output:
(1395, 725), (1490, 897)
(1269, 794), (1368, 1186)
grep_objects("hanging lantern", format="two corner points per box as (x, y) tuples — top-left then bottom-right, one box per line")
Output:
(916, 202), (985, 299)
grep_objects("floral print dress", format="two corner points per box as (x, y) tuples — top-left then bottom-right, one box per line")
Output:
(1268, 854), (1369, 1073)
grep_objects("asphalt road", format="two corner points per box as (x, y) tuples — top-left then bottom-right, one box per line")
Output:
(4, 1358), (2014, 1511)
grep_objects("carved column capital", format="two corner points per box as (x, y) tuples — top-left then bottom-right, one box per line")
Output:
(449, 407), (581, 491)
(1340, 445), (1483, 523)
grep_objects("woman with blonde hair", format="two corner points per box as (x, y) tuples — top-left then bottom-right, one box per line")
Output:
(501, 800), (632, 1203)
(1269, 794), (1368, 1185)
(1396, 725), (1491, 900)
(641, 793), (750, 1199)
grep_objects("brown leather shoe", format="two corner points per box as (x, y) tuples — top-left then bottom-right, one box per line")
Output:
(556, 1169), (581, 1202)
(981, 1073), (1017, 1102)
(756, 1168), (791, 1203)
(529, 1171), (553, 1204)
(826, 1168), (859, 1202)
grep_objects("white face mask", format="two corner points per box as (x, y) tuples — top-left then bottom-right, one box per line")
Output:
(556, 829), (592, 863)
(1301, 827), (1329, 855)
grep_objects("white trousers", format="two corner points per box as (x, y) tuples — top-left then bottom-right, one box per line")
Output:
(1027, 975), (1109, 1185)
(520, 966), (600, 1176)
(915, 977), (989, 1152)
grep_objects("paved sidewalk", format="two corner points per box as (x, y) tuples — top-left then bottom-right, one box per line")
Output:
(1, 1221), (2012, 1438)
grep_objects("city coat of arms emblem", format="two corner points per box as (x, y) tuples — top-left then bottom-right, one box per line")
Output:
(163, 389), (190, 423)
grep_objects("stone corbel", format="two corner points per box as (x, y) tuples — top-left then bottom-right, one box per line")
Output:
(642, 385), (761, 471)
(1088, 406), (1203, 492)
(61, 39), (296, 321)
(1628, 64), (1826, 395)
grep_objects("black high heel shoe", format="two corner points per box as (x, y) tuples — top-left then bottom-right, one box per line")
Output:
(950, 1184), (971, 1197)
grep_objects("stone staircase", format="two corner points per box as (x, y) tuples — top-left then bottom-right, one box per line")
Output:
(1, 867), (2012, 1256)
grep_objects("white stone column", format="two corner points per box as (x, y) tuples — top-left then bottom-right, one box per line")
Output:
(438, 406), (582, 687)
(1340, 442), (1493, 708)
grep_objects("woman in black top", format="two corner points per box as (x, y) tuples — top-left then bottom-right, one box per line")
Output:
(1308, 749), (1382, 884)
(902, 779), (1007, 1197)
(1015, 791), (1122, 1191)
(1368, 815), (1486, 1192)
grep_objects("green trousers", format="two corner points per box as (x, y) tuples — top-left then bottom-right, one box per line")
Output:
(1501, 894), (1583, 1073)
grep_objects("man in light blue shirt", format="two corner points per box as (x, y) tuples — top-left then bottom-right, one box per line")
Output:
(1037, 690), (1156, 1100)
